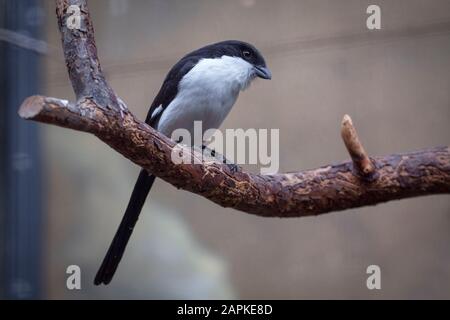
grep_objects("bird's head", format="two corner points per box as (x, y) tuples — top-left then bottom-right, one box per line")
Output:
(185, 40), (272, 85)
(228, 41), (272, 80)
(212, 40), (271, 80)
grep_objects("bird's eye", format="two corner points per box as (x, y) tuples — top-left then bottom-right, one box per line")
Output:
(243, 50), (251, 59)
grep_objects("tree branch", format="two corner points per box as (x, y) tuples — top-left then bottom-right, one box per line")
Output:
(18, 0), (450, 218)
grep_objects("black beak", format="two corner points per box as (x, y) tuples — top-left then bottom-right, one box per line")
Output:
(254, 66), (272, 80)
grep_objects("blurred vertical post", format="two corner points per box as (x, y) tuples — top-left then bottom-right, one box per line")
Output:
(0, 0), (44, 299)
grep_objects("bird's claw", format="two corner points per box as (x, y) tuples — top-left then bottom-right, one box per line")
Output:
(201, 145), (238, 172)
(223, 160), (239, 173)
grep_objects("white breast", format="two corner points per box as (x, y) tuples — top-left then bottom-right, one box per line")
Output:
(157, 56), (256, 141)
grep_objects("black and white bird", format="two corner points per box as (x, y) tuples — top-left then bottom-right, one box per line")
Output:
(94, 40), (271, 285)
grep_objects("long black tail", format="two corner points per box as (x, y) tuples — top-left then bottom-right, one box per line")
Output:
(94, 169), (156, 285)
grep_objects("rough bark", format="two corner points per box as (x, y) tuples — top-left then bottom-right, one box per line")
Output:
(19, 95), (450, 217)
(17, 0), (450, 218)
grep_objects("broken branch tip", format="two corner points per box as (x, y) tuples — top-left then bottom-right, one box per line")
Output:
(18, 95), (46, 119)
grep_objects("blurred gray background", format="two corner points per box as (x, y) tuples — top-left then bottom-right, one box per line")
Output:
(9, 0), (450, 299)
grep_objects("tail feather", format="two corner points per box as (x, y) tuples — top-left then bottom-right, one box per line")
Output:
(94, 169), (156, 285)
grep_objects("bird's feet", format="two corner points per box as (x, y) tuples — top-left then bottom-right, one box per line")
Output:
(201, 145), (216, 157)
(201, 145), (239, 173)
(225, 162), (240, 173)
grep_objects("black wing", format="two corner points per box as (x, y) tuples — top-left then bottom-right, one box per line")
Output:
(145, 56), (200, 127)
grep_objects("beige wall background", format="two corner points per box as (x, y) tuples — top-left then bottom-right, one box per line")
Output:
(43, 0), (450, 299)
